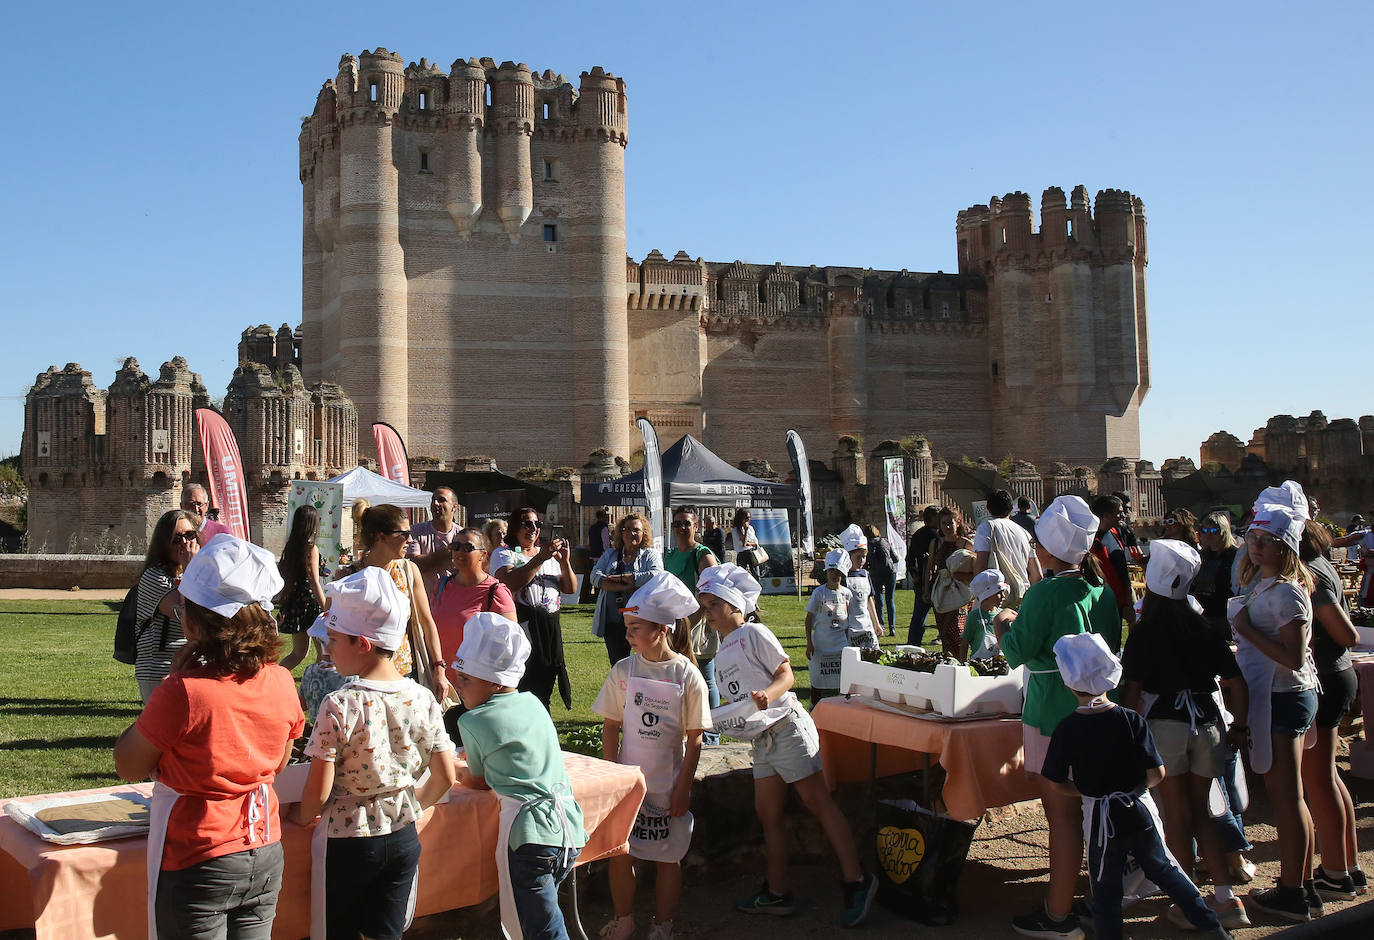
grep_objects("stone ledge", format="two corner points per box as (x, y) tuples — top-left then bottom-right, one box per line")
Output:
(0, 554), (143, 590)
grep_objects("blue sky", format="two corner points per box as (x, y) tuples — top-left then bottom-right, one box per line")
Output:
(3, 2), (1369, 468)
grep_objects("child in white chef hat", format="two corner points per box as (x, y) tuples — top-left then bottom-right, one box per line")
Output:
(452, 612), (588, 940)
(838, 524), (882, 646)
(594, 571), (712, 940)
(698, 563), (879, 927)
(115, 534), (306, 940)
(804, 549), (858, 707)
(963, 569), (1012, 660)
(1119, 539), (1250, 930)
(295, 567), (457, 940)
(1041, 632), (1227, 940)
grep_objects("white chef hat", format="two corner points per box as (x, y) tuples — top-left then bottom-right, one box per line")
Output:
(839, 524), (866, 551)
(451, 611), (530, 687)
(1253, 480), (1309, 520)
(1035, 495), (1099, 564)
(1249, 504), (1305, 554)
(308, 566), (410, 651)
(178, 533), (284, 618)
(621, 570), (700, 625)
(1145, 539), (1201, 600)
(697, 563), (762, 615)
(824, 548), (852, 575)
(971, 569), (1008, 604)
(1053, 632), (1122, 696)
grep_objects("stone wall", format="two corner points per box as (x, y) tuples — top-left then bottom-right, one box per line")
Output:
(0, 555), (143, 590)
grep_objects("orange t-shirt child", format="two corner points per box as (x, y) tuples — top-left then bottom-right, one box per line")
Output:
(137, 664), (305, 871)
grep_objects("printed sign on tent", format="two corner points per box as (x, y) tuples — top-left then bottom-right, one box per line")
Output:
(884, 457), (908, 578)
(194, 408), (250, 542)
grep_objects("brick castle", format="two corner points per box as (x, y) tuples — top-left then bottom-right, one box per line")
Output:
(21, 50), (1163, 550)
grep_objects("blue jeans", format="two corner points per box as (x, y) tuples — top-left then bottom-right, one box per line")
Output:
(326, 826), (422, 940)
(509, 843), (581, 940)
(699, 657), (721, 745)
(908, 592), (933, 646)
(156, 841), (284, 940)
(1210, 746), (1252, 854)
(1089, 805), (1218, 940)
(871, 570), (897, 629)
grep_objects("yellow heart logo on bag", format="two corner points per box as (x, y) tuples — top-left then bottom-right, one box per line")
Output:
(876, 826), (925, 884)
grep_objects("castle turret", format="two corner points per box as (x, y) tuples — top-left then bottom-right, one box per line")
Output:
(443, 58), (486, 236)
(826, 277), (867, 439)
(492, 62), (535, 241)
(568, 66), (630, 460)
(335, 48), (409, 440)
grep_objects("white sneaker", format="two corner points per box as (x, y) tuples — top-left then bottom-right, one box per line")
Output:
(600, 915), (635, 940)
(648, 920), (674, 940)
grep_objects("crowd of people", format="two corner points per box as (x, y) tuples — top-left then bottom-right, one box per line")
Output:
(114, 478), (1369, 940)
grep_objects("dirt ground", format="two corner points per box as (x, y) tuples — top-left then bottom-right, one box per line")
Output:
(414, 748), (1374, 939)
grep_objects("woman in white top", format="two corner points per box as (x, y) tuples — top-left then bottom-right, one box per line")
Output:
(730, 509), (762, 580)
(1231, 505), (1321, 920)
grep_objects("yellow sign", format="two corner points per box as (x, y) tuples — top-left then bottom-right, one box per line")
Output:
(877, 825), (925, 884)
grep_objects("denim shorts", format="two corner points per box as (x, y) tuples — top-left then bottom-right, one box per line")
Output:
(1270, 688), (1318, 737)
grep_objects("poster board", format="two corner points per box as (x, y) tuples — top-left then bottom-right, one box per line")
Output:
(752, 508), (795, 594)
(287, 481), (344, 571)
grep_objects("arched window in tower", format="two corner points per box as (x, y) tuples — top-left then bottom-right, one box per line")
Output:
(542, 101), (550, 120)
(776, 294), (786, 313)
(369, 82), (379, 102)
(418, 90), (428, 110)
(737, 292), (748, 313)
(941, 302), (950, 319)
(904, 299), (912, 317)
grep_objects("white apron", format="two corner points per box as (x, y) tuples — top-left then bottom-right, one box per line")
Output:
(494, 783), (578, 940)
(1081, 787), (1170, 902)
(147, 780), (271, 940)
(809, 595), (849, 691)
(1229, 590), (1278, 774)
(620, 668), (694, 863)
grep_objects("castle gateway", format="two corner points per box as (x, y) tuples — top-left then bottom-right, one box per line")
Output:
(301, 49), (1149, 471)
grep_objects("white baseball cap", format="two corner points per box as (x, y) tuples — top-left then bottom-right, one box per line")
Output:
(839, 524), (866, 551)
(971, 569), (1008, 604)
(1249, 504), (1305, 554)
(824, 548), (852, 575)
(1145, 539), (1201, 600)
(1036, 495), (1099, 564)
(621, 571), (700, 625)
(451, 612), (530, 687)
(178, 533), (283, 618)
(308, 567), (410, 652)
(697, 563), (762, 615)
(1053, 631), (1121, 696)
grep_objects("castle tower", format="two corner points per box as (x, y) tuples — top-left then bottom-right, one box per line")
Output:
(826, 276), (867, 440)
(956, 185), (1150, 467)
(492, 62), (535, 241)
(443, 58), (486, 236)
(334, 48), (409, 440)
(568, 66), (630, 460)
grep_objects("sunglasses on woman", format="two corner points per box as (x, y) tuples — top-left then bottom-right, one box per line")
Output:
(1198, 526), (1221, 535)
(385, 528), (412, 537)
(452, 542), (484, 553)
(172, 531), (198, 544)
(520, 520), (541, 530)
(1245, 531), (1281, 548)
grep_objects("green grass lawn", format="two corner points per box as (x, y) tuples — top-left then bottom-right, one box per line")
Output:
(0, 589), (927, 798)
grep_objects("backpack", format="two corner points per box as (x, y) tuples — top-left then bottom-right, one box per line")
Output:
(113, 582), (152, 664)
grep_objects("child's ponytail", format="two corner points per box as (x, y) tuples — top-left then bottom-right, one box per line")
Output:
(669, 618), (698, 666)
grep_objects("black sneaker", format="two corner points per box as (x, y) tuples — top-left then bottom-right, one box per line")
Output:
(1313, 867), (1357, 901)
(735, 882), (795, 916)
(839, 873), (879, 927)
(1011, 903), (1085, 940)
(1247, 883), (1309, 922)
(1304, 879), (1325, 917)
(1352, 868), (1369, 895)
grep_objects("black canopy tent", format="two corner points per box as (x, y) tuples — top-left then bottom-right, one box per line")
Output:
(422, 470), (559, 514)
(579, 434), (800, 509)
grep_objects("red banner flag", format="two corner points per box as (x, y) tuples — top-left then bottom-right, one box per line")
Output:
(372, 422), (410, 486)
(194, 408), (251, 542)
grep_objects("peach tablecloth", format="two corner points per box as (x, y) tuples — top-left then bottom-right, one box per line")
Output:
(0, 752), (644, 940)
(812, 696), (1036, 821)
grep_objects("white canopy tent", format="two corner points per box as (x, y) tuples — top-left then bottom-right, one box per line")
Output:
(325, 466), (433, 509)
